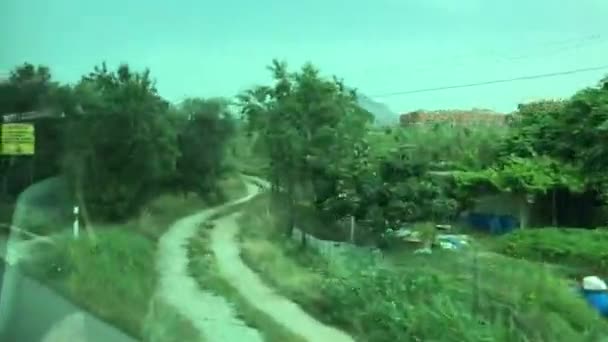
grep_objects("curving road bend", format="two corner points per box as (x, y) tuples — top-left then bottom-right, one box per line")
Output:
(157, 175), (354, 342)
(156, 178), (264, 342)
(211, 211), (355, 342)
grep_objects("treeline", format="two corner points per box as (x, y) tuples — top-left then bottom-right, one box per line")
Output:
(0, 63), (235, 222)
(455, 79), (608, 228)
(239, 60), (468, 242)
(240, 60), (608, 243)
(3, 60), (607, 234)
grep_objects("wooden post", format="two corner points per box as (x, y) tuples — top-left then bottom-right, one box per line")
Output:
(349, 215), (356, 243)
(551, 189), (557, 227)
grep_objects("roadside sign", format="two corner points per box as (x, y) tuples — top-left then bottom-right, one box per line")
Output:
(1, 123), (35, 155)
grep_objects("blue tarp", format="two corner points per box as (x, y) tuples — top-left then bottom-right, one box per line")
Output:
(466, 213), (519, 234)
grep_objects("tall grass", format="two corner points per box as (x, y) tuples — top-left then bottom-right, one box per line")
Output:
(142, 297), (202, 342)
(138, 174), (247, 240)
(238, 195), (608, 342)
(22, 228), (156, 338)
(19, 174), (248, 340)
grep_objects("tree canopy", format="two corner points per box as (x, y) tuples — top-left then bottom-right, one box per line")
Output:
(2, 60), (608, 235)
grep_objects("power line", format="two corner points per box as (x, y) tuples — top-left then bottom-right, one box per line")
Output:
(354, 33), (605, 78)
(411, 34), (606, 74)
(371, 64), (608, 98)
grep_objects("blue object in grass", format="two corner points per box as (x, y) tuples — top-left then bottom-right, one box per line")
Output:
(466, 213), (519, 235)
(580, 289), (608, 317)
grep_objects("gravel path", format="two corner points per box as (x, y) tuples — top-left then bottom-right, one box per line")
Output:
(156, 179), (264, 342)
(211, 213), (356, 342)
(157, 175), (354, 342)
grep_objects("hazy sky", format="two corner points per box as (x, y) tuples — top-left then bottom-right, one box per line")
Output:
(1, 0), (607, 113)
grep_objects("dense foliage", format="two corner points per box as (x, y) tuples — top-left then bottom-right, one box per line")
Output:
(3, 59), (607, 235)
(4, 57), (608, 342)
(238, 62), (491, 241)
(1, 62), (237, 223)
(498, 228), (608, 275)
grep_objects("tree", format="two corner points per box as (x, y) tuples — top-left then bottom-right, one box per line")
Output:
(239, 60), (373, 241)
(62, 63), (179, 220)
(174, 97), (235, 201)
(454, 155), (585, 228)
(501, 100), (571, 161)
(499, 81), (608, 216)
(0, 63), (69, 198)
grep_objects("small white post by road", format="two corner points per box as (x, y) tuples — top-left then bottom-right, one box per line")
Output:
(73, 206), (80, 239)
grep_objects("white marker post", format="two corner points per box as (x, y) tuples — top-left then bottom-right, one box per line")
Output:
(73, 206), (80, 239)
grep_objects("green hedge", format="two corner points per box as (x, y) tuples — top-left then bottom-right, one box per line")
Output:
(496, 228), (608, 276)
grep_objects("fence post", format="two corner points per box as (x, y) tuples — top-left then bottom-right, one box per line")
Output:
(73, 206), (79, 238)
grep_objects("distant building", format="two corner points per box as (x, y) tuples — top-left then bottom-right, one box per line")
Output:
(400, 109), (509, 127)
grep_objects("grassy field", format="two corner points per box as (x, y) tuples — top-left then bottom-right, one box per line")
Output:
(187, 222), (307, 342)
(20, 174), (248, 340)
(237, 195), (608, 342)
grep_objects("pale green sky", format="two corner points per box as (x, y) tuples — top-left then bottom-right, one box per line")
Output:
(1, 0), (607, 113)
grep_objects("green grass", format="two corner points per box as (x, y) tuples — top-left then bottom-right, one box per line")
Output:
(142, 297), (203, 342)
(22, 228), (156, 338)
(137, 174), (248, 240)
(187, 212), (306, 342)
(19, 174), (248, 340)
(238, 195), (608, 342)
(495, 227), (608, 278)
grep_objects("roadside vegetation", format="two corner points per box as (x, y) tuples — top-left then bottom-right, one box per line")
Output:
(233, 61), (608, 341)
(1, 63), (243, 339)
(496, 228), (608, 278)
(238, 195), (608, 342)
(20, 175), (245, 339)
(187, 220), (307, 342)
(2, 55), (608, 341)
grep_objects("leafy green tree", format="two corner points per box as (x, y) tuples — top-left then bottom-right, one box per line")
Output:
(239, 60), (373, 240)
(454, 155), (585, 228)
(62, 63), (179, 220)
(0, 63), (69, 197)
(174, 97), (236, 201)
(501, 100), (570, 160)
(498, 82), (608, 223)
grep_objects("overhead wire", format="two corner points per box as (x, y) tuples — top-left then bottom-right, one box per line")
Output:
(413, 35), (606, 75)
(1, 33), (606, 103)
(371, 64), (608, 98)
(355, 33), (605, 77)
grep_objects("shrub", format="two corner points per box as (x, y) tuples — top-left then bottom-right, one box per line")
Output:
(496, 228), (608, 276)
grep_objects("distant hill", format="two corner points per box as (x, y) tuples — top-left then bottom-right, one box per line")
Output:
(356, 94), (399, 126)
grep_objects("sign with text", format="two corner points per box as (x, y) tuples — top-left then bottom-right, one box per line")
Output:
(1, 123), (35, 155)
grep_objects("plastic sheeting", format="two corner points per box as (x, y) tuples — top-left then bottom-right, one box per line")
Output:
(466, 213), (519, 234)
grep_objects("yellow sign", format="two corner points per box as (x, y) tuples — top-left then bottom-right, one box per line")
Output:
(1, 123), (35, 155)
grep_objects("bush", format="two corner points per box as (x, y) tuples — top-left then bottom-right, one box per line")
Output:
(496, 228), (608, 276)
(137, 174), (246, 240)
(309, 250), (608, 342)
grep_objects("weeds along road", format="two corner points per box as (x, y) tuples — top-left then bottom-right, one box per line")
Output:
(156, 175), (354, 342)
